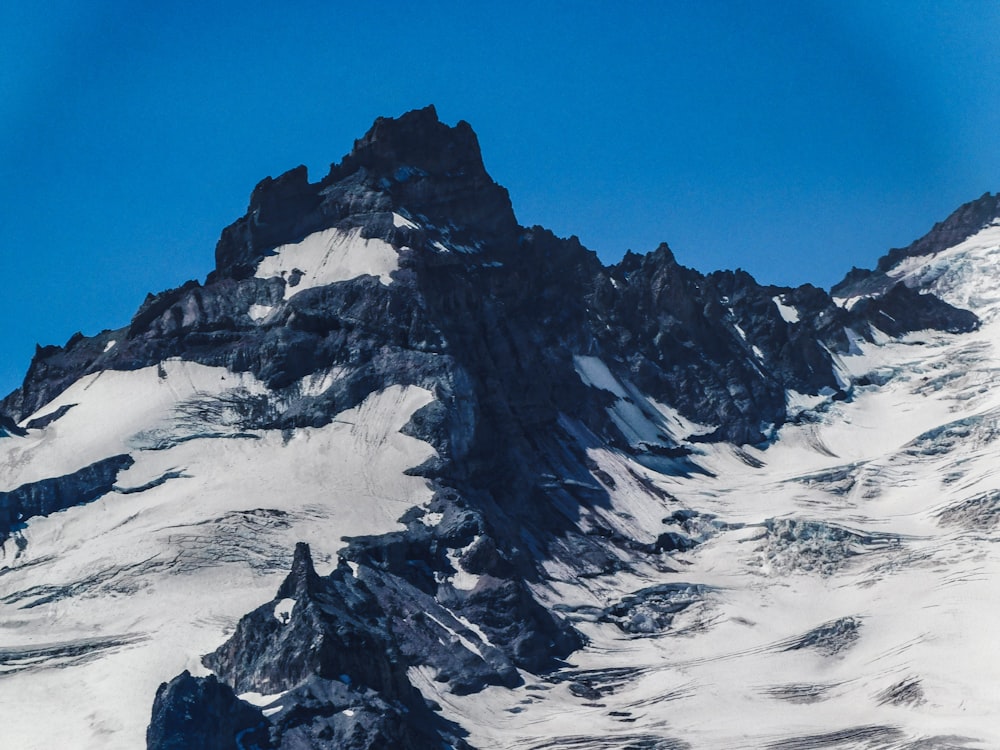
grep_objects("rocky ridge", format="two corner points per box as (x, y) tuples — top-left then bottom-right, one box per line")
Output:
(0, 107), (988, 750)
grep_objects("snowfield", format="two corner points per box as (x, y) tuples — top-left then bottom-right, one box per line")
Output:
(254, 226), (399, 297)
(0, 369), (435, 750)
(4, 221), (1000, 749)
(418, 224), (1000, 749)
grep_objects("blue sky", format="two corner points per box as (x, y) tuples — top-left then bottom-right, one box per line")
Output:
(2, 1), (1000, 398)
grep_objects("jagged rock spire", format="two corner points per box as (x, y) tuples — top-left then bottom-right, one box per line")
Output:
(333, 105), (488, 180)
(213, 106), (517, 280)
(276, 542), (322, 600)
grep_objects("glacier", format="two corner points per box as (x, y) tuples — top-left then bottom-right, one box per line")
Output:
(0, 107), (998, 749)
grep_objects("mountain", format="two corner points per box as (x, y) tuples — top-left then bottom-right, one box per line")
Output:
(1, 106), (997, 749)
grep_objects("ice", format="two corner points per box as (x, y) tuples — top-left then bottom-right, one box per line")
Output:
(889, 221), (1000, 321)
(7, 221), (1000, 748)
(416, 233), (1000, 748)
(254, 227), (399, 298)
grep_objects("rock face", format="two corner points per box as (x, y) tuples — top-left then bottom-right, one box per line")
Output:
(0, 107), (991, 749)
(0, 454), (134, 547)
(212, 105), (517, 281)
(178, 543), (472, 750)
(832, 191), (1000, 300)
(146, 671), (269, 750)
(2, 107), (976, 441)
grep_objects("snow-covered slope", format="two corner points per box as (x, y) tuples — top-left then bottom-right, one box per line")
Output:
(0, 365), (435, 749)
(417, 220), (1000, 750)
(2, 108), (998, 749)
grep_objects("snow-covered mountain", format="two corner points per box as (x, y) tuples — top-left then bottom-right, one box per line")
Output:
(1, 106), (998, 749)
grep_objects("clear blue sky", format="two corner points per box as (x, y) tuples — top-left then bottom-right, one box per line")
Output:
(3, 1), (1000, 398)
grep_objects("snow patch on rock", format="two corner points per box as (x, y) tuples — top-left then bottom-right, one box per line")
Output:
(772, 295), (800, 323)
(255, 227), (399, 297)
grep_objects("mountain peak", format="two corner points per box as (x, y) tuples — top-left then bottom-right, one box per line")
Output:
(276, 542), (322, 600)
(213, 106), (516, 279)
(875, 191), (1000, 273)
(832, 191), (1000, 304)
(333, 105), (487, 180)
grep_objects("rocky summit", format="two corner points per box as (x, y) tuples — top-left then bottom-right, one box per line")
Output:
(1, 107), (999, 749)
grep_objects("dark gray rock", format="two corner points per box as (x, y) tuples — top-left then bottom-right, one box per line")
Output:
(0, 454), (134, 548)
(200, 543), (476, 748)
(212, 105), (517, 281)
(204, 543), (418, 702)
(0, 412), (27, 437)
(848, 282), (979, 336)
(24, 403), (75, 430)
(832, 191), (1000, 303)
(781, 616), (862, 656)
(0, 106), (982, 746)
(264, 675), (470, 750)
(2, 108), (977, 451)
(146, 671), (269, 750)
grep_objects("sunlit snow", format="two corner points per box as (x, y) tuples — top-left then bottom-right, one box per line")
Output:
(0, 374), (436, 750)
(392, 211), (419, 229)
(247, 303), (275, 322)
(418, 223), (1000, 749)
(254, 227), (399, 298)
(773, 294), (801, 323)
(5, 223), (1000, 748)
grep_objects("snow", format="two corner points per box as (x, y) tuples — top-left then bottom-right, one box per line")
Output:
(772, 294), (801, 323)
(254, 227), (399, 298)
(392, 212), (418, 229)
(573, 355), (628, 398)
(294, 367), (348, 398)
(239, 690), (287, 706)
(834, 294), (871, 311)
(248, 304), (275, 322)
(785, 388), (832, 417)
(416, 229), (1000, 749)
(5, 360), (268, 489)
(429, 238), (480, 254)
(423, 511), (444, 527)
(0, 375), (436, 750)
(6, 223), (1000, 748)
(444, 544), (482, 591)
(572, 356), (714, 447)
(423, 611), (486, 660)
(273, 598), (295, 623)
(103, 340), (116, 353)
(888, 221), (1000, 322)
